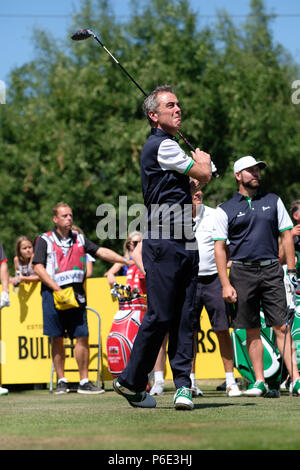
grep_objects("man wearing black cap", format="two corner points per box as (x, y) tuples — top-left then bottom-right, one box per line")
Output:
(213, 156), (300, 397)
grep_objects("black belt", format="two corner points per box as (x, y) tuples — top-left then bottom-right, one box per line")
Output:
(198, 273), (218, 279)
(232, 259), (278, 267)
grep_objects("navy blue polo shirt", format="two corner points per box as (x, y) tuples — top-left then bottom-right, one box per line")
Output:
(140, 128), (194, 240)
(213, 191), (293, 261)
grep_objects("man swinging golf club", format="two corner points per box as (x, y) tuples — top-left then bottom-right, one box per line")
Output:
(113, 85), (212, 409)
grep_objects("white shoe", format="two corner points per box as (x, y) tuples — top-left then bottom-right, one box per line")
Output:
(174, 386), (194, 410)
(191, 385), (203, 397)
(149, 381), (164, 396)
(0, 386), (8, 396)
(226, 383), (242, 397)
(243, 380), (268, 397)
(290, 378), (300, 396)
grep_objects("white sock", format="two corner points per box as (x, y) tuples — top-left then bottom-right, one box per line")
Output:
(80, 378), (89, 386)
(225, 372), (235, 386)
(190, 373), (196, 387)
(154, 371), (164, 383)
(58, 377), (68, 384)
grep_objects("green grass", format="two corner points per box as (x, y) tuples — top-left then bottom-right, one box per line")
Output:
(0, 380), (299, 450)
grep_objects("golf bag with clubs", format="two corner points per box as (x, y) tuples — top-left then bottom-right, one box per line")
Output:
(106, 282), (147, 378)
(232, 263), (300, 390)
(231, 310), (283, 389)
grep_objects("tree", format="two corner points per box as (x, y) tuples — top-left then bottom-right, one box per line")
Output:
(0, 0), (299, 275)
(203, 0), (300, 206)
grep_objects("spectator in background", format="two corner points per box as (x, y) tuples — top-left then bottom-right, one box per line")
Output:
(190, 185), (241, 397)
(289, 200), (300, 246)
(104, 232), (144, 288)
(214, 156), (300, 396)
(10, 236), (40, 288)
(289, 200), (300, 279)
(279, 200), (300, 273)
(279, 200), (300, 390)
(0, 241), (10, 396)
(33, 202), (132, 395)
(150, 185), (241, 398)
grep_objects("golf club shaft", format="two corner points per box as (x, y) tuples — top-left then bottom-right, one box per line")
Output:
(93, 36), (147, 98)
(279, 320), (288, 389)
(279, 305), (295, 388)
(90, 33), (219, 177)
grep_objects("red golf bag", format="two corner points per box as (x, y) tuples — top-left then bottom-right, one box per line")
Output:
(106, 292), (147, 378)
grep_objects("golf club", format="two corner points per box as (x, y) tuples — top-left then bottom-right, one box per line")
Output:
(71, 29), (219, 178)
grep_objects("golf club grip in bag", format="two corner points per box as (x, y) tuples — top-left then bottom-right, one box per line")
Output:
(106, 296), (147, 377)
(231, 311), (282, 388)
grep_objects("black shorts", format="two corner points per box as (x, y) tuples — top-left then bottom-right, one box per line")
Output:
(229, 262), (287, 329)
(193, 273), (231, 332)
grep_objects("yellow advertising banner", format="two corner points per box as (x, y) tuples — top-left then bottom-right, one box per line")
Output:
(0, 277), (236, 385)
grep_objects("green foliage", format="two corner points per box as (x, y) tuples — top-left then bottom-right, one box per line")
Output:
(0, 0), (299, 275)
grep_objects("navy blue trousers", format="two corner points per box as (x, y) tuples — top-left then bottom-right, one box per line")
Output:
(118, 237), (199, 392)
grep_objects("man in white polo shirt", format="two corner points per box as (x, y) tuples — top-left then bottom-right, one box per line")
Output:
(214, 156), (300, 397)
(191, 186), (242, 397)
(149, 185), (242, 398)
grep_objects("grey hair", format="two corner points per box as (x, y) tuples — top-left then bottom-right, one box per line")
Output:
(142, 85), (174, 126)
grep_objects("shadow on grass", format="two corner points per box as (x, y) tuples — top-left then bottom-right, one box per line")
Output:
(157, 402), (256, 410)
(194, 402), (256, 410)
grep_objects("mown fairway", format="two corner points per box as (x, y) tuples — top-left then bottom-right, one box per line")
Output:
(0, 381), (299, 451)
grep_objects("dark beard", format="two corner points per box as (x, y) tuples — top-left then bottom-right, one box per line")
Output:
(242, 179), (260, 190)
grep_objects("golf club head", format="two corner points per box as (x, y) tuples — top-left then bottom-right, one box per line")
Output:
(71, 29), (95, 41)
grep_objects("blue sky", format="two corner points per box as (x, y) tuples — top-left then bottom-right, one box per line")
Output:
(0, 0), (300, 83)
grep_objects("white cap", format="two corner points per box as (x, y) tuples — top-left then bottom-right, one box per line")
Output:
(233, 156), (267, 174)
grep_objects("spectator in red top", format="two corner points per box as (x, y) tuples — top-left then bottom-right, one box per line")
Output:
(105, 232), (145, 294)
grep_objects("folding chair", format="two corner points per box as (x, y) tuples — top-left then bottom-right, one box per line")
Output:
(49, 306), (104, 392)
